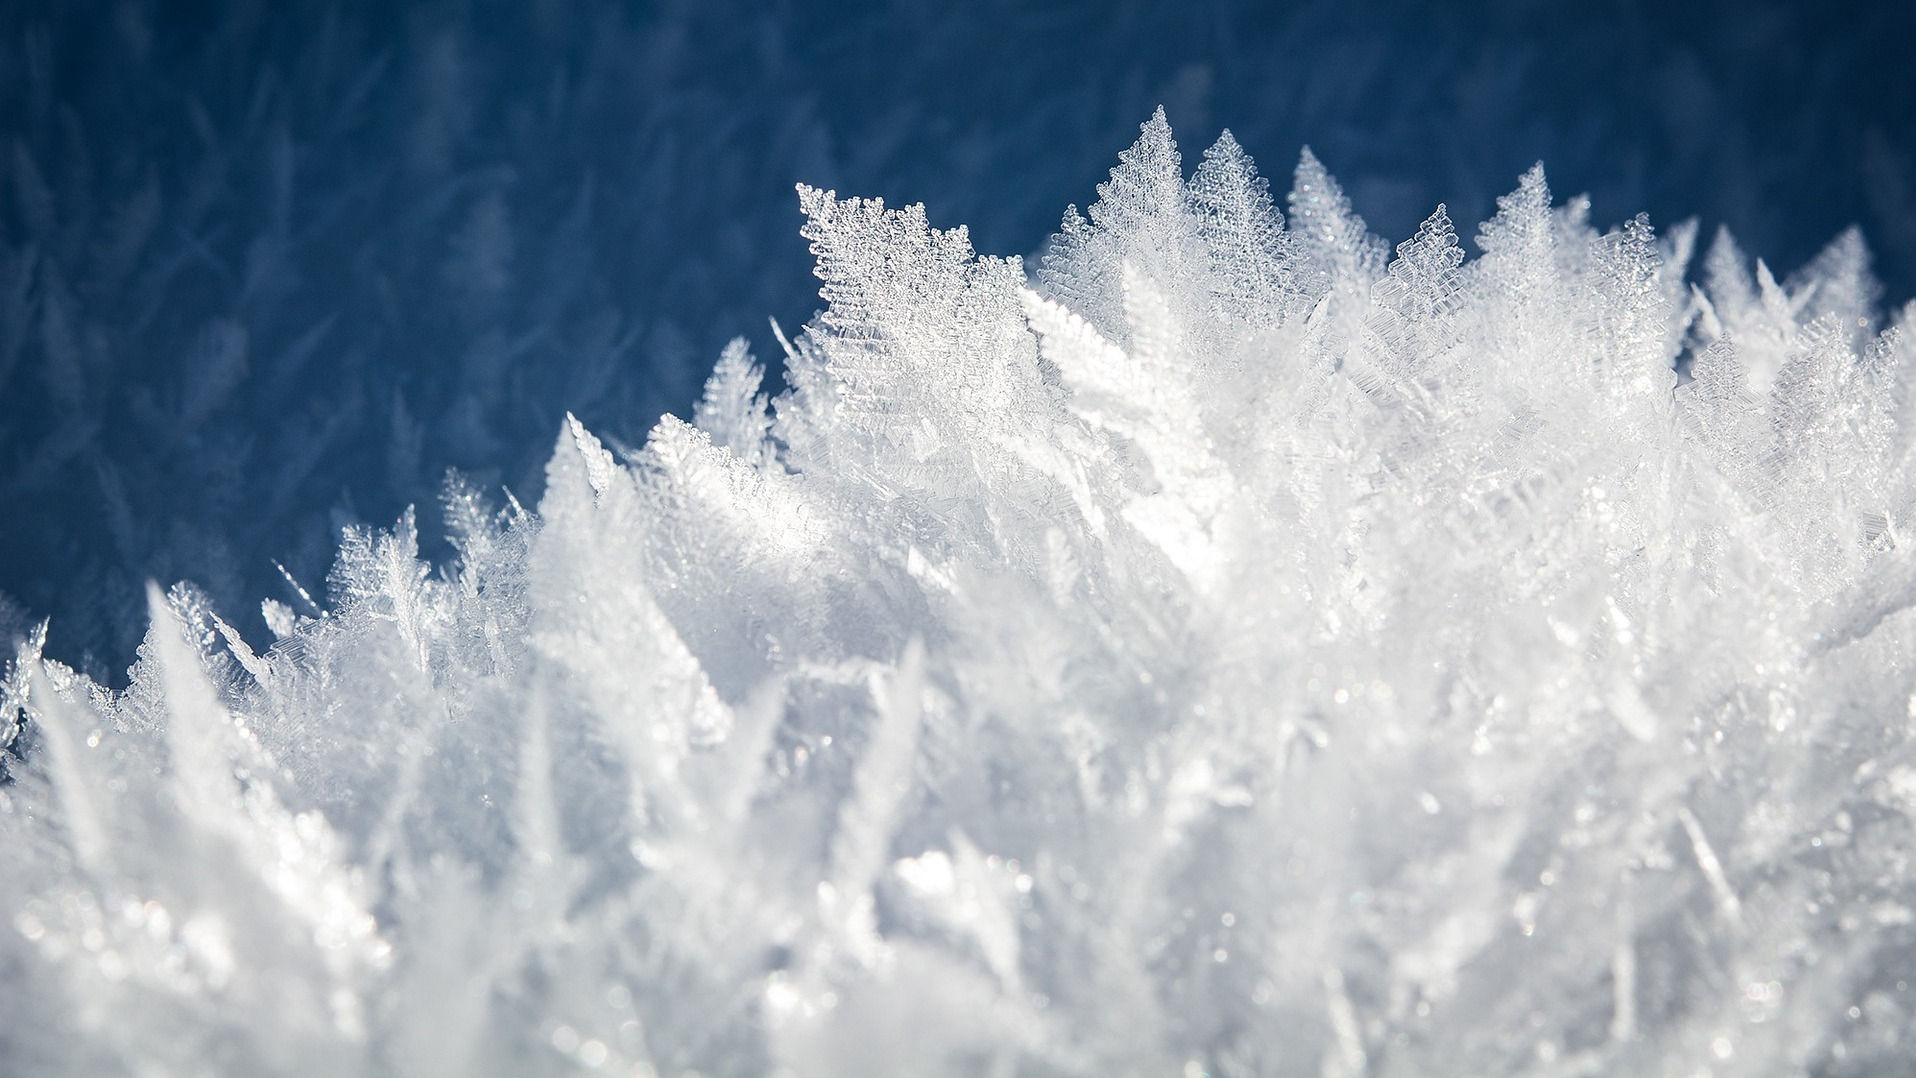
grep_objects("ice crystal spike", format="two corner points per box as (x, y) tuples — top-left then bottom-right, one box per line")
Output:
(693, 338), (773, 471)
(6, 111), (1916, 1077)
(1289, 147), (1388, 312)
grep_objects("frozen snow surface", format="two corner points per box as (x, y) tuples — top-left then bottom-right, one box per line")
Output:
(7, 103), (1916, 1075)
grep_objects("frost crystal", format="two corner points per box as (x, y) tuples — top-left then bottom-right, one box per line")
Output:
(6, 112), (1916, 1076)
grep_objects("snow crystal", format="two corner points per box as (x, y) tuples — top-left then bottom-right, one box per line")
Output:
(6, 111), (1916, 1076)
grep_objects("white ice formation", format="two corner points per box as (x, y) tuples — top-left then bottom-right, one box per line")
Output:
(5, 110), (1916, 1076)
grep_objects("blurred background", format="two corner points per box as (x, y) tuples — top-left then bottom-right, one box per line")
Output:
(1, 0), (1912, 678)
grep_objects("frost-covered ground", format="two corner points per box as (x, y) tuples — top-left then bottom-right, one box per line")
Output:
(6, 2), (1916, 1076)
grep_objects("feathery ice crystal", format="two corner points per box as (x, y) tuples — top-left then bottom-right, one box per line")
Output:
(6, 110), (1916, 1076)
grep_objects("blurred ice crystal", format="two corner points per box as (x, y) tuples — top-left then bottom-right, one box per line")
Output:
(6, 109), (1916, 1076)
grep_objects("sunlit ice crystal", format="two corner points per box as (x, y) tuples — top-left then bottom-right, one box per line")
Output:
(6, 108), (1916, 1076)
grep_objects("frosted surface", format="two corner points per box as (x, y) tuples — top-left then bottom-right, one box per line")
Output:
(5, 111), (1916, 1076)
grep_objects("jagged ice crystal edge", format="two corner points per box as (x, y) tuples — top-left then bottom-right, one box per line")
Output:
(5, 109), (1916, 1076)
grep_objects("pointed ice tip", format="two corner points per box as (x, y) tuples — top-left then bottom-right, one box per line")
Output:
(1291, 148), (1342, 203)
(1121, 107), (1177, 160)
(795, 183), (834, 216)
(1823, 225), (1870, 262)
(144, 580), (171, 624)
(563, 412), (616, 503)
(650, 412), (699, 442)
(1290, 147), (1351, 218)
(768, 316), (799, 363)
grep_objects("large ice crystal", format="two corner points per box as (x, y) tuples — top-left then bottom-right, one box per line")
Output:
(6, 110), (1916, 1076)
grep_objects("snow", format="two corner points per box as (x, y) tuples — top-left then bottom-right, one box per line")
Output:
(4, 107), (1916, 1075)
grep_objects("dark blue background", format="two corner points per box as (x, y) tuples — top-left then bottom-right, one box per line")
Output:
(2, 0), (1913, 677)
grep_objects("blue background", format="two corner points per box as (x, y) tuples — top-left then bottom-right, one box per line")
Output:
(2, 0), (1913, 676)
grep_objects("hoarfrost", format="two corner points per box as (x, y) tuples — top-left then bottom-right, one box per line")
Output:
(6, 112), (1916, 1076)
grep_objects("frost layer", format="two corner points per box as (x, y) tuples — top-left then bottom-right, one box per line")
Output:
(6, 111), (1916, 1076)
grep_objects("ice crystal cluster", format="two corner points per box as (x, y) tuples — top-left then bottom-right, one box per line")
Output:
(6, 110), (1916, 1076)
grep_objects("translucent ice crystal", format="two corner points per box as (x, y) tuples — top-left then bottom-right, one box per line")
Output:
(6, 110), (1916, 1076)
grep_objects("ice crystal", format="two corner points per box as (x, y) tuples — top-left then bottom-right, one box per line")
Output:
(6, 111), (1916, 1076)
